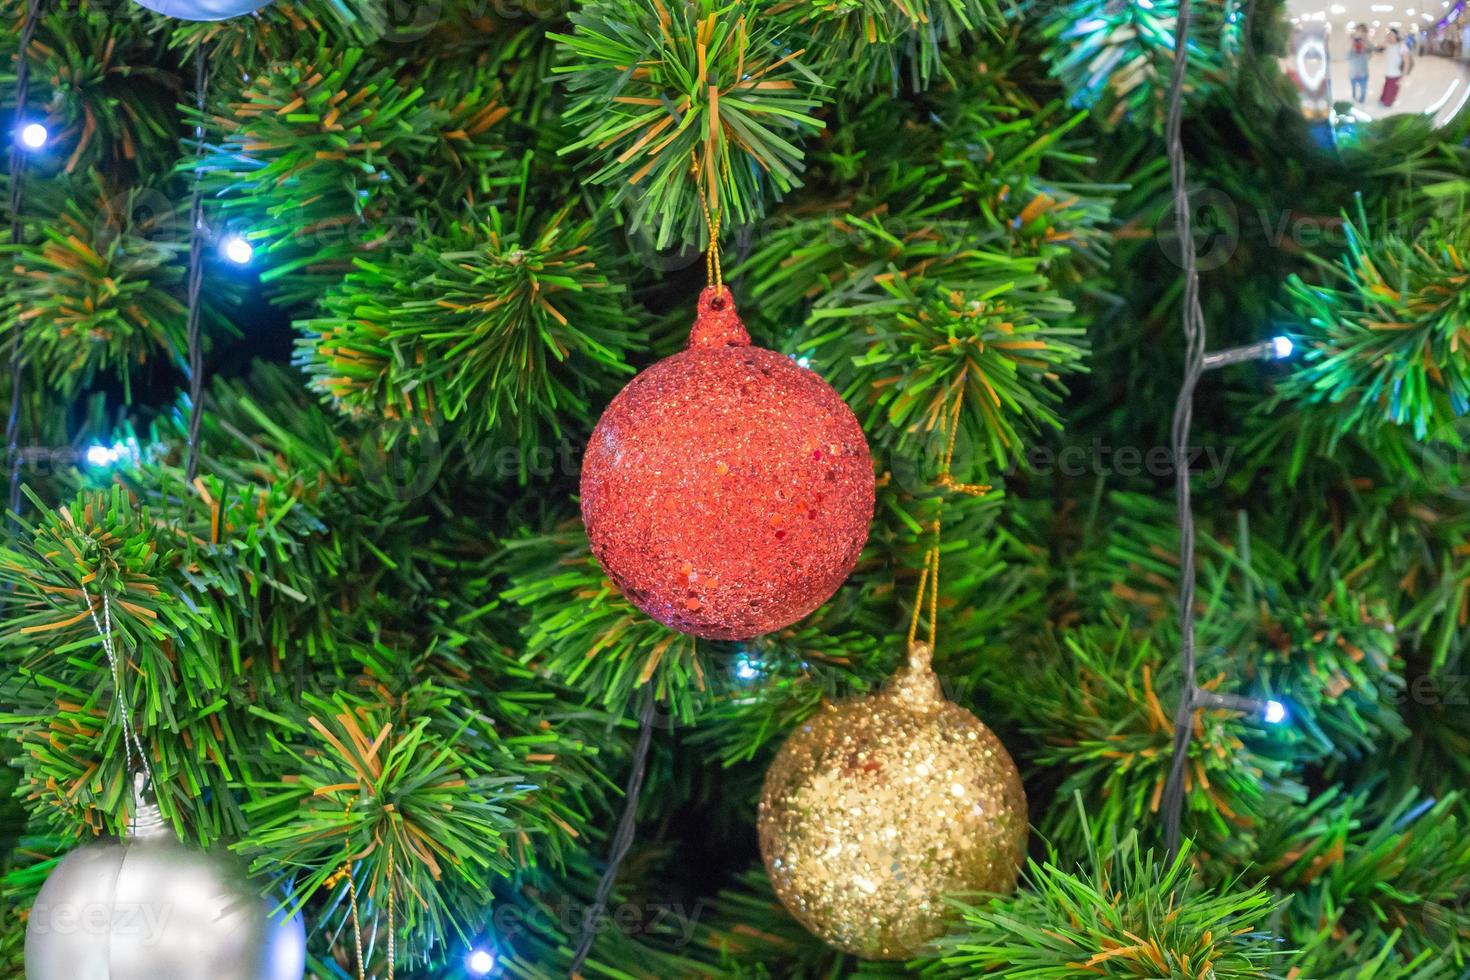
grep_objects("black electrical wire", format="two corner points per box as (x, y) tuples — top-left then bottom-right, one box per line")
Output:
(5, 0), (46, 522)
(184, 45), (210, 485)
(568, 685), (658, 977)
(1160, 0), (1212, 861)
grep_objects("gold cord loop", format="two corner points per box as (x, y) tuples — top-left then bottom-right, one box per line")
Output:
(936, 381), (990, 497)
(691, 151), (724, 290)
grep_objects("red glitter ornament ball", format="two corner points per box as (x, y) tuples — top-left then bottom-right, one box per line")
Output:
(581, 286), (875, 640)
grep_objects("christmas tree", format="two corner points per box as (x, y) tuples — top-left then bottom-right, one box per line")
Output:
(2, 0), (1468, 975)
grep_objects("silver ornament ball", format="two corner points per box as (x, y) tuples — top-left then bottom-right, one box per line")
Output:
(25, 804), (306, 980)
(131, 0), (272, 21)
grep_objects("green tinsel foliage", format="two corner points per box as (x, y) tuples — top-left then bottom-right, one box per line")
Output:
(1075, 486), (1459, 770)
(731, 64), (1111, 483)
(772, 0), (1000, 94)
(0, 484), (223, 836)
(1231, 585), (1407, 766)
(924, 816), (1282, 977)
(1278, 207), (1470, 440)
(297, 206), (641, 453)
(194, 42), (441, 303)
(740, 49), (1116, 318)
(739, 194), (1085, 482)
(1, 0), (178, 178)
(554, 0), (826, 249)
(1181, 513), (1412, 766)
(991, 621), (1296, 858)
(3, 177), (206, 401)
(500, 523), (710, 723)
(1285, 924), (1461, 980)
(418, 72), (517, 208)
(810, 264), (1086, 480)
(238, 684), (537, 957)
(1256, 790), (1470, 971)
(0, 430), (349, 839)
(930, 65), (1119, 282)
(1231, 404), (1470, 673)
(1035, 0), (1244, 131)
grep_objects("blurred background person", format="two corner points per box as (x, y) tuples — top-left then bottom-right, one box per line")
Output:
(1349, 22), (1371, 102)
(1381, 27), (1407, 106)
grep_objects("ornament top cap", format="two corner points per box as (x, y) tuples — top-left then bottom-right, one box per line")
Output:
(127, 772), (170, 840)
(884, 642), (945, 712)
(689, 286), (750, 349)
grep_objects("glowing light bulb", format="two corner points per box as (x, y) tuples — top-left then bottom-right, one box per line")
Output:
(733, 651), (762, 682)
(19, 122), (48, 150)
(221, 235), (254, 265)
(467, 949), (496, 975)
(82, 439), (140, 468)
(1263, 700), (1288, 725)
(1271, 335), (1294, 359)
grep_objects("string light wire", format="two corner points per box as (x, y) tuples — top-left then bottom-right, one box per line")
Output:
(5, 0), (46, 522)
(184, 46), (210, 484)
(568, 685), (658, 977)
(1158, 0), (1212, 861)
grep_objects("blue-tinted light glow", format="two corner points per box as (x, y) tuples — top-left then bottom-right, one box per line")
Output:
(222, 235), (254, 265)
(1271, 336), (1294, 359)
(83, 439), (140, 468)
(467, 949), (496, 975)
(19, 123), (48, 149)
(734, 651), (762, 682)
(1263, 700), (1288, 725)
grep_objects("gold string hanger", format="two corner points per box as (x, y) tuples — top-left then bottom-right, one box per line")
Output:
(326, 800), (396, 980)
(325, 802), (368, 980)
(691, 149), (729, 290)
(935, 376), (990, 497)
(906, 518), (942, 654)
(906, 374), (996, 655)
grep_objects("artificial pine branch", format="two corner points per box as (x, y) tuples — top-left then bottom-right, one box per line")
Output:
(3, 176), (206, 400)
(1278, 205), (1470, 439)
(1038, 0), (1244, 131)
(0, 0), (179, 177)
(554, 0), (827, 248)
(923, 806), (1282, 977)
(298, 205), (642, 453)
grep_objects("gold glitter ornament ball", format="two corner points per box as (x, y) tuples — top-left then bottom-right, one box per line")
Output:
(757, 643), (1027, 960)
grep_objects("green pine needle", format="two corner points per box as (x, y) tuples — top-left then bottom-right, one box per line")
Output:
(554, 0), (827, 248)
(297, 206), (642, 451)
(925, 806), (1282, 978)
